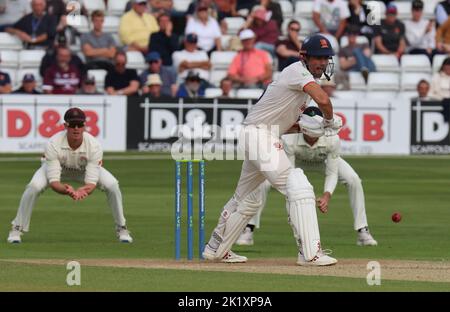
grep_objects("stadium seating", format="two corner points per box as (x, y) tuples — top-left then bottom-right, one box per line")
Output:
(173, 0), (191, 12)
(349, 72), (367, 91)
(400, 72), (432, 91)
(340, 36), (369, 48)
(432, 54), (448, 73)
(210, 51), (237, 70)
(0, 33), (22, 50)
(126, 51), (147, 70)
(204, 88), (224, 98)
(401, 55), (431, 73)
(394, 1), (412, 20)
(0, 50), (19, 68)
(279, 0), (294, 20)
(367, 72), (400, 91)
(82, 0), (106, 13)
(334, 90), (366, 100)
(107, 0), (128, 16)
(18, 50), (46, 69)
(371, 55), (400, 72)
(366, 91), (399, 99)
(72, 15), (90, 33)
(87, 69), (108, 92)
(294, 1), (314, 19)
(102, 16), (121, 34)
(209, 70), (228, 87)
(223, 17), (246, 36)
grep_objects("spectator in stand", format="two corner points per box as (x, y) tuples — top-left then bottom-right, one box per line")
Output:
(245, 6), (279, 57)
(6, 0), (57, 49)
(0, 0), (30, 32)
(214, 0), (238, 21)
(185, 3), (222, 54)
(347, 0), (373, 41)
(236, 0), (257, 15)
(172, 33), (211, 83)
(436, 16), (450, 53)
(119, 0), (159, 54)
(0, 55), (12, 94)
(219, 77), (233, 98)
(186, 0), (218, 19)
(142, 73), (168, 98)
(339, 25), (376, 83)
(276, 19), (301, 71)
(436, 0), (450, 26)
(176, 70), (206, 98)
(313, 0), (350, 40)
(429, 57), (450, 100)
(77, 76), (102, 95)
(148, 12), (180, 67)
(42, 46), (81, 94)
(412, 79), (433, 101)
(373, 4), (406, 59)
(81, 10), (116, 73)
(140, 51), (177, 96)
(46, 0), (66, 24)
(404, 0), (436, 61)
(149, 0), (174, 17)
(105, 51), (140, 96)
(39, 33), (85, 77)
(13, 73), (41, 94)
(227, 29), (272, 88)
(253, 0), (283, 30)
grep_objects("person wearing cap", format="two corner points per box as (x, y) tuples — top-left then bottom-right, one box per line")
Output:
(7, 107), (133, 244)
(227, 29), (272, 88)
(42, 45), (82, 94)
(0, 55), (12, 94)
(176, 70), (206, 98)
(252, 0), (283, 30)
(13, 73), (41, 94)
(119, 0), (159, 54)
(0, 0), (30, 32)
(373, 3), (406, 58)
(312, 0), (350, 40)
(142, 73), (165, 98)
(6, 0), (57, 49)
(77, 76), (102, 95)
(243, 5), (279, 56)
(338, 25), (375, 83)
(185, 3), (222, 54)
(404, 0), (436, 61)
(148, 12), (180, 67)
(172, 33), (211, 82)
(105, 51), (140, 96)
(139, 51), (177, 97)
(276, 19), (302, 71)
(81, 10), (117, 73)
(202, 34), (341, 266)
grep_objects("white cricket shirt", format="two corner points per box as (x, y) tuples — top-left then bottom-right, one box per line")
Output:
(282, 133), (340, 194)
(44, 131), (103, 185)
(243, 61), (316, 136)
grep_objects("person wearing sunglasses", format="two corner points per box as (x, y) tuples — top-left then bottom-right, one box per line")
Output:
(7, 107), (133, 244)
(276, 19), (302, 71)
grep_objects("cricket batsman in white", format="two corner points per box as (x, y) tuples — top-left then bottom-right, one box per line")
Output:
(202, 34), (342, 265)
(235, 107), (378, 247)
(7, 107), (133, 244)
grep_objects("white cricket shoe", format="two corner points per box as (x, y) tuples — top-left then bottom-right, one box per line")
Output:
(235, 227), (254, 246)
(296, 249), (338, 266)
(357, 227), (378, 246)
(202, 244), (248, 263)
(116, 226), (133, 243)
(7, 226), (23, 244)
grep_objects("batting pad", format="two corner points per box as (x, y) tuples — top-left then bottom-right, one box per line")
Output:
(288, 198), (321, 261)
(216, 212), (252, 259)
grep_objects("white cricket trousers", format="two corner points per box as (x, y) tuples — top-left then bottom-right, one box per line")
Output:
(248, 158), (369, 231)
(11, 164), (127, 232)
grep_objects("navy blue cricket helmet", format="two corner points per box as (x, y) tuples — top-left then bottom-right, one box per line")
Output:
(300, 34), (335, 57)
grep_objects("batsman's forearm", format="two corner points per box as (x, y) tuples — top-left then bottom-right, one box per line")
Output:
(49, 182), (70, 195)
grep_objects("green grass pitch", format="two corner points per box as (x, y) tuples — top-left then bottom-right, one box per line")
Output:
(0, 153), (449, 291)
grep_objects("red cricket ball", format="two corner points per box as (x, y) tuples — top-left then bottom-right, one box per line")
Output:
(392, 212), (402, 223)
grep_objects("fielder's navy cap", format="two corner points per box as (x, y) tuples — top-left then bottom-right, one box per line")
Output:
(64, 107), (86, 123)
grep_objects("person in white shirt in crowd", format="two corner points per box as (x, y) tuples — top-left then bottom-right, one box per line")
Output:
(404, 0), (436, 61)
(172, 33), (211, 83)
(7, 108), (133, 244)
(435, 0), (450, 26)
(235, 107), (377, 248)
(313, 0), (350, 40)
(429, 57), (450, 100)
(185, 3), (222, 54)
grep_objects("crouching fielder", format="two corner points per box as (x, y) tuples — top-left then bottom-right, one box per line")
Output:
(7, 107), (133, 244)
(236, 107), (377, 247)
(202, 34), (341, 266)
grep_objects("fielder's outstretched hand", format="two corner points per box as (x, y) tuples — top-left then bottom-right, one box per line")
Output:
(317, 192), (331, 213)
(64, 184), (77, 200)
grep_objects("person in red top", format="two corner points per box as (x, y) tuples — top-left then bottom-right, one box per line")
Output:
(245, 6), (279, 56)
(42, 46), (81, 94)
(227, 29), (272, 88)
